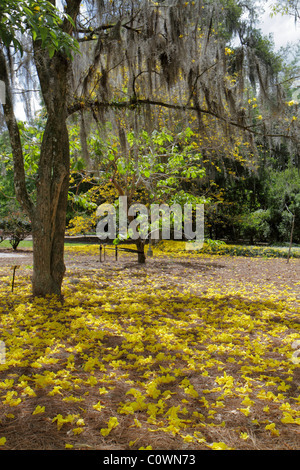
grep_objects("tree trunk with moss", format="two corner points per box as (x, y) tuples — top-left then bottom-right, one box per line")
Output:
(31, 46), (71, 296)
(31, 115), (70, 296)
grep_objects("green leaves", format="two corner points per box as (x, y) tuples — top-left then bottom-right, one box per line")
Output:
(71, 194), (97, 211)
(39, 26), (49, 44)
(152, 129), (173, 146)
(116, 158), (128, 175)
(84, 124), (206, 214)
(0, 0), (79, 59)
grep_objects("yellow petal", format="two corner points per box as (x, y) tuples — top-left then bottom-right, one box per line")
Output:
(0, 437), (6, 446)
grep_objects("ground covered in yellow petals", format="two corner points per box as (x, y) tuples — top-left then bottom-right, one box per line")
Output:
(0, 243), (299, 450)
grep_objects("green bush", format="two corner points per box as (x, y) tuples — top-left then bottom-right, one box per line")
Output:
(266, 168), (300, 244)
(200, 244), (300, 259)
(158, 240), (300, 259)
(239, 209), (271, 243)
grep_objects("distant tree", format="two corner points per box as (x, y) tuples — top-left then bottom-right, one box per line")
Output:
(0, 208), (31, 250)
(269, 0), (300, 21)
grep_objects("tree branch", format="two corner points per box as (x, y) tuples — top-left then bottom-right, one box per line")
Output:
(63, 0), (82, 35)
(67, 96), (295, 140)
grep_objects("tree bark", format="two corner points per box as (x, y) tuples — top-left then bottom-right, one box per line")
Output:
(1, 47), (71, 297)
(0, 0), (81, 297)
(30, 46), (71, 296)
(31, 115), (70, 296)
(28, 0), (81, 296)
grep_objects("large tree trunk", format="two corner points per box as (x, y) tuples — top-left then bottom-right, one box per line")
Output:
(1, 42), (73, 297)
(28, 38), (71, 295)
(27, 0), (81, 296)
(31, 214), (68, 296)
(31, 117), (70, 296)
(29, 138), (69, 296)
(1, 0), (81, 297)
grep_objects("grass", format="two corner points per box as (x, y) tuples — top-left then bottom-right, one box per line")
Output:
(0, 240), (33, 249)
(1, 238), (300, 259)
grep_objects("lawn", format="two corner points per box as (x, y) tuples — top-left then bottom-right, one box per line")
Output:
(0, 242), (299, 450)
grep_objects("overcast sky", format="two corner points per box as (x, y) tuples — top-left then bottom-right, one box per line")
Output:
(258, 2), (300, 50)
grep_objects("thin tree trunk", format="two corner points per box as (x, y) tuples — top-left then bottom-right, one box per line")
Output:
(135, 238), (146, 264)
(286, 206), (295, 265)
(0, 49), (34, 217)
(111, 179), (147, 264)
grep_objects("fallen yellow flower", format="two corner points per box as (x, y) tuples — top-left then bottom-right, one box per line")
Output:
(32, 405), (45, 415)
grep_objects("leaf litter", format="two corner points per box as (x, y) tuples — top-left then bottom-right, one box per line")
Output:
(0, 244), (299, 450)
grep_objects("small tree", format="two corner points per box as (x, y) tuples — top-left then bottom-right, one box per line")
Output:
(83, 125), (206, 262)
(0, 210), (31, 250)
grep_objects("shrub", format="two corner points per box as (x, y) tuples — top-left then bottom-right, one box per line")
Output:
(0, 211), (31, 250)
(157, 240), (300, 259)
(239, 209), (271, 243)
